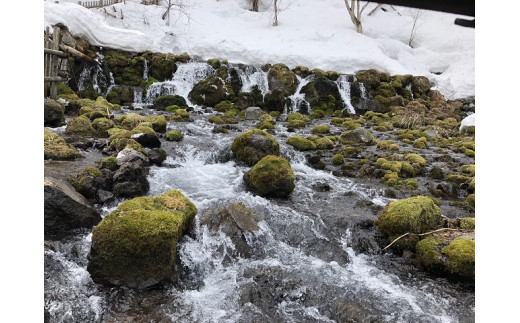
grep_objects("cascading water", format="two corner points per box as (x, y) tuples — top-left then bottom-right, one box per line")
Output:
(238, 65), (270, 96)
(144, 62), (216, 106)
(286, 75), (312, 115)
(359, 81), (368, 99)
(406, 83), (414, 99)
(336, 75), (356, 114)
(44, 109), (474, 322)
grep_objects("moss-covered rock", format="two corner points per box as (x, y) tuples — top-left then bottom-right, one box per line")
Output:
(99, 156), (119, 171)
(106, 86), (133, 106)
(189, 74), (234, 107)
(286, 136), (316, 151)
(375, 196), (441, 237)
(149, 53), (177, 81)
(339, 128), (376, 146)
(92, 117), (115, 137)
(104, 50), (145, 86)
(311, 124), (330, 134)
(264, 89), (286, 113)
(87, 190), (197, 289)
(332, 154), (344, 165)
(315, 137), (334, 150)
(411, 76), (431, 96)
(44, 99), (65, 127)
(442, 238), (475, 280)
(116, 113), (147, 130)
(460, 217), (475, 230)
(355, 69), (390, 91)
(268, 63), (298, 95)
(170, 109), (191, 122)
(65, 116), (96, 136)
(44, 129), (81, 160)
(145, 115), (167, 133)
(153, 95), (188, 110)
(246, 155), (295, 197)
(107, 128), (132, 151)
(231, 129), (280, 166)
(416, 236), (445, 271)
(165, 130), (184, 142)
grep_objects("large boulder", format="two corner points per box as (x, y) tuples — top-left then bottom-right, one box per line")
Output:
(65, 116), (96, 136)
(375, 196), (442, 237)
(87, 190), (197, 289)
(339, 128), (377, 146)
(268, 63), (298, 95)
(44, 99), (65, 127)
(104, 50), (144, 86)
(149, 53), (177, 81)
(245, 107), (263, 120)
(44, 177), (101, 234)
(189, 74), (234, 107)
(231, 129), (280, 166)
(200, 202), (262, 257)
(244, 155), (295, 197)
(153, 95), (188, 110)
(44, 129), (81, 160)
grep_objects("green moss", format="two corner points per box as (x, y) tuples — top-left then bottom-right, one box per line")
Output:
(413, 137), (428, 149)
(248, 155), (295, 197)
(208, 116), (225, 124)
(312, 124), (330, 134)
(214, 100), (235, 112)
(164, 130), (184, 142)
(287, 136), (317, 151)
(117, 113), (146, 130)
(404, 153), (427, 175)
(175, 109), (190, 119)
(315, 137), (334, 150)
(441, 238), (475, 279)
(381, 171), (401, 187)
(416, 237), (445, 270)
(145, 115), (167, 133)
(373, 122), (394, 132)
(107, 128), (132, 151)
(464, 149), (475, 158)
(84, 166), (103, 178)
(57, 82), (75, 95)
(44, 129), (81, 160)
(465, 194), (475, 212)
(66, 116), (96, 136)
(88, 190), (197, 288)
(258, 122), (274, 130)
(268, 63), (298, 94)
(377, 140), (397, 150)
(154, 95), (188, 110)
(166, 105), (181, 112)
(269, 111), (281, 118)
(460, 164), (475, 175)
(231, 129), (280, 166)
(92, 117), (115, 138)
(332, 154), (344, 165)
(375, 196), (442, 236)
(446, 173), (472, 185)
(405, 179), (419, 190)
(99, 156), (118, 171)
(288, 119), (307, 129)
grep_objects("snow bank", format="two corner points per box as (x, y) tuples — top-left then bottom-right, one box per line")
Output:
(44, 0), (474, 99)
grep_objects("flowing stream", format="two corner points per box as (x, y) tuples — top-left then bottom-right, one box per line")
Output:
(45, 109), (474, 322)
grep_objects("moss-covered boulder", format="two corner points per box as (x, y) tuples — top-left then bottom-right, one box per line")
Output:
(104, 50), (145, 86)
(65, 116), (96, 136)
(87, 190), (197, 289)
(375, 196), (442, 237)
(149, 53), (177, 81)
(264, 89), (286, 113)
(44, 99), (65, 127)
(231, 129), (280, 166)
(44, 129), (81, 160)
(165, 130), (184, 142)
(116, 113), (146, 130)
(153, 95), (188, 111)
(312, 125), (330, 134)
(92, 117), (115, 137)
(145, 115), (167, 133)
(355, 69), (390, 91)
(245, 155), (295, 197)
(189, 74), (234, 107)
(411, 76), (431, 96)
(106, 86), (133, 106)
(339, 128), (377, 146)
(287, 136), (316, 151)
(268, 63), (298, 95)
(416, 236), (475, 281)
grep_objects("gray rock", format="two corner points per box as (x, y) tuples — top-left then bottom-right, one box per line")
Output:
(131, 133), (161, 148)
(112, 162), (150, 198)
(44, 177), (101, 234)
(245, 106), (263, 120)
(116, 148), (149, 166)
(44, 99), (65, 127)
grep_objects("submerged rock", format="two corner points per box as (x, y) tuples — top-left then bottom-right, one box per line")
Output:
(87, 190), (197, 289)
(200, 202), (262, 257)
(44, 177), (101, 234)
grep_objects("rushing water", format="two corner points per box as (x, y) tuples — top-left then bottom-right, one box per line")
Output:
(44, 107), (475, 322)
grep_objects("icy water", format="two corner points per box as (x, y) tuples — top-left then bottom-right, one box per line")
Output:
(44, 109), (474, 323)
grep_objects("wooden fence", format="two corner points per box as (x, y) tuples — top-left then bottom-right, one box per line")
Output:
(78, 0), (121, 9)
(44, 26), (66, 99)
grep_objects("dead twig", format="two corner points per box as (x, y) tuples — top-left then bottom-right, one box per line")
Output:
(381, 228), (463, 252)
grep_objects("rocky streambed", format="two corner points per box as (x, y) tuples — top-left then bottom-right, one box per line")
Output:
(44, 42), (475, 323)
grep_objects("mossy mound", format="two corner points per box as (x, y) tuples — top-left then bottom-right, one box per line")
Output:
(149, 53), (177, 81)
(65, 116), (96, 136)
(287, 136), (316, 151)
(315, 137), (334, 150)
(115, 113), (147, 130)
(416, 236), (475, 281)
(104, 50), (145, 86)
(99, 156), (119, 171)
(189, 74), (234, 107)
(44, 129), (81, 160)
(165, 130), (184, 142)
(44, 99), (65, 127)
(106, 86), (133, 106)
(246, 155), (295, 197)
(332, 154), (344, 165)
(268, 63), (298, 95)
(145, 115), (167, 133)
(153, 95), (188, 111)
(92, 117), (115, 137)
(107, 128), (132, 151)
(87, 190), (197, 289)
(170, 109), (191, 122)
(231, 129), (280, 166)
(312, 125), (330, 134)
(375, 196), (442, 237)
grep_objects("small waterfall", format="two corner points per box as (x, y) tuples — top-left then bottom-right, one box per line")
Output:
(106, 72), (115, 94)
(406, 83), (414, 99)
(238, 66), (269, 96)
(143, 62), (215, 106)
(77, 64), (109, 96)
(143, 59), (149, 81)
(336, 75), (356, 114)
(77, 66), (91, 93)
(133, 87), (144, 108)
(286, 75), (312, 114)
(359, 82), (368, 99)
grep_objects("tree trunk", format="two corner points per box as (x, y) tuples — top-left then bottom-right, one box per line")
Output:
(251, 0), (259, 12)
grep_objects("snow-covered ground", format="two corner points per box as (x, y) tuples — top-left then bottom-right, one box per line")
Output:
(44, 0), (474, 100)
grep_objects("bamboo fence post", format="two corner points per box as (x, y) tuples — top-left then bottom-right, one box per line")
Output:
(50, 26), (61, 99)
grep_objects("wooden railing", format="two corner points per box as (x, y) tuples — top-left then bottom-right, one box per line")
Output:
(78, 0), (121, 9)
